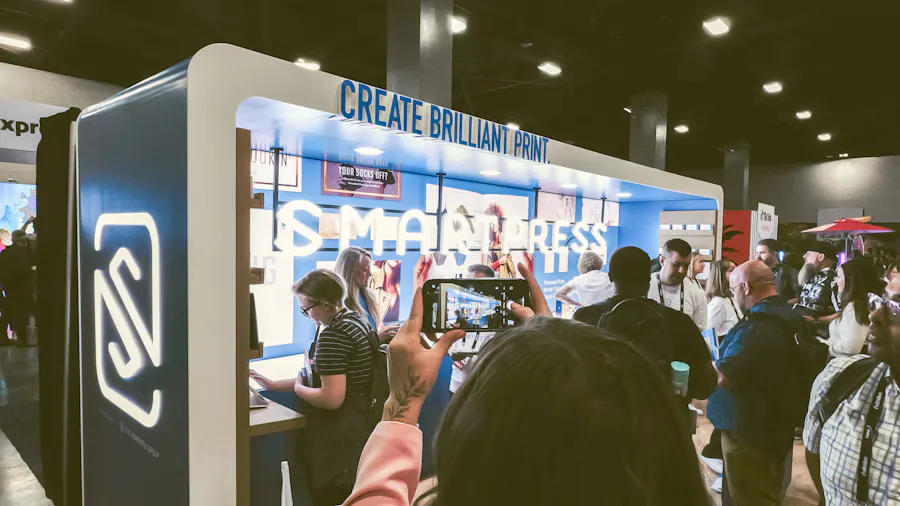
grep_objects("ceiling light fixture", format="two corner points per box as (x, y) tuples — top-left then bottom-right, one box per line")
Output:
(480, 170), (501, 176)
(560, 183), (577, 189)
(796, 110), (812, 120)
(674, 124), (689, 134)
(294, 59), (321, 71)
(616, 192), (632, 198)
(451, 16), (467, 34)
(537, 62), (562, 76)
(839, 153), (849, 158)
(817, 133), (832, 142)
(623, 107), (632, 113)
(702, 17), (731, 37)
(354, 147), (383, 156)
(0, 34), (32, 51)
(506, 122), (520, 131)
(763, 81), (783, 94)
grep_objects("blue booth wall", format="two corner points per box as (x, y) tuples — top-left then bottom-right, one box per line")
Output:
(257, 156), (628, 360)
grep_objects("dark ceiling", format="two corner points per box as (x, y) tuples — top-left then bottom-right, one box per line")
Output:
(1, 0), (897, 172)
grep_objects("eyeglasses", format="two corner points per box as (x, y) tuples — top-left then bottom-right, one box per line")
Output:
(729, 282), (746, 297)
(867, 293), (900, 322)
(299, 301), (320, 318)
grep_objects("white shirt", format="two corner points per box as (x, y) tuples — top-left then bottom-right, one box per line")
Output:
(827, 302), (870, 358)
(648, 273), (708, 330)
(448, 332), (493, 393)
(707, 296), (743, 337)
(562, 270), (615, 307)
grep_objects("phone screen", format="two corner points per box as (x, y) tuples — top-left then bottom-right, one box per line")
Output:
(422, 278), (531, 332)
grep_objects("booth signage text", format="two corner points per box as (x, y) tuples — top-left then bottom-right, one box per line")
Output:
(339, 80), (550, 164)
(276, 201), (606, 257)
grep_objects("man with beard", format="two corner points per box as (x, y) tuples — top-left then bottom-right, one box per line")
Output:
(648, 238), (707, 330)
(794, 241), (841, 326)
(804, 277), (900, 504)
(756, 239), (801, 302)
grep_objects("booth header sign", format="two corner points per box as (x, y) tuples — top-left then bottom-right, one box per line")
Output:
(339, 80), (550, 164)
(757, 202), (776, 239)
(0, 97), (66, 152)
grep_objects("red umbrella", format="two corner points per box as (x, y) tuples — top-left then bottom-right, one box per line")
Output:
(802, 218), (894, 235)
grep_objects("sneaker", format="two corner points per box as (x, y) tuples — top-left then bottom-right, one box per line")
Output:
(700, 455), (724, 475)
(711, 475), (723, 494)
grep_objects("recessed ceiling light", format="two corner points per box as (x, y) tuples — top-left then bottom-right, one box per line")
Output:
(354, 146), (383, 156)
(480, 170), (501, 176)
(702, 17), (731, 37)
(674, 124), (689, 134)
(0, 34), (32, 51)
(538, 62), (562, 76)
(623, 107), (632, 113)
(616, 192), (632, 198)
(294, 59), (321, 71)
(506, 122), (520, 131)
(560, 183), (577, 189)
(451, 16), (467, 34)
(839, 153), (849, 158)
(818, 133), (832, 142)
(763, 81), (783, 94)
(796, 110), (812, 120)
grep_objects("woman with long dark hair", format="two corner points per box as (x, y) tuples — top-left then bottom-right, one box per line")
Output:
(822, 257), (880, 357)
(342, 265), (711, 506)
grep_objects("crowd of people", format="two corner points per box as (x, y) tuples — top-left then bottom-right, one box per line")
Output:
(251, 236), (898, 506)
(0, 218), (37, 347)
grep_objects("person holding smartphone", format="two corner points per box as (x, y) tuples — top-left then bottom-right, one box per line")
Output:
(250, 269), (380, 506)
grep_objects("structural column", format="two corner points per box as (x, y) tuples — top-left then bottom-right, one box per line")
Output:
(628, 91), (668, 170)
(387, 0), (454, 108)
(723, 141), (750, 210)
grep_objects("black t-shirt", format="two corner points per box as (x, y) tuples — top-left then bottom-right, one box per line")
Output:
(574, 295), (717, 400)
(796, 267), (838, 317)
(311, 309), (376, 398)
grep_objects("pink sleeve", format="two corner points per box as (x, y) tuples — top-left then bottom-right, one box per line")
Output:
(343, 421), (424, 506)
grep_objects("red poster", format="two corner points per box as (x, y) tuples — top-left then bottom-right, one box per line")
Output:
(722, 210), (752, 265)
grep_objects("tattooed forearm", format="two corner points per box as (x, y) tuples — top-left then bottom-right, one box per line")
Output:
(385, 368), (429, 422)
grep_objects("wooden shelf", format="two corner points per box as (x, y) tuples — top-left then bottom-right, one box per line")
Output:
(249, 267), (265, 285)
(250, 192), (265, 209)
(249, 400), (306, 438)
(248, 342), (264, 360)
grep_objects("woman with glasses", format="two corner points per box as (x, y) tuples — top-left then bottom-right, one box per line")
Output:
(250, 269), (379, 506)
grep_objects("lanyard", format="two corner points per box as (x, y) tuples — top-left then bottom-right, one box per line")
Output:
(728, 297), (740, 319)
(856, 371), (891, 503)
(657, 275), (685, 314)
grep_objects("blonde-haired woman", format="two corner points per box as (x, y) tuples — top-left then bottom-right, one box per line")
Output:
(687, 252), (706, 289)
(250, 269), (379, 506)
(335, 246), (398, 342)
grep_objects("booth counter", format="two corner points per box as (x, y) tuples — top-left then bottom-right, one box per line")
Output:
(76, 44), (723, 506)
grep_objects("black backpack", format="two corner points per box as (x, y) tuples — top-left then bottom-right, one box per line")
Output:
(597, 299), (672, 376)
(817, 357), (879, 426)
(745, 312), (828, 424)
(332, 313), (390, 427)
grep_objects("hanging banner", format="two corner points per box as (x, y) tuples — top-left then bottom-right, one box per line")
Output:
(322, 161), (401, 200)
(757, 202), (776, 239)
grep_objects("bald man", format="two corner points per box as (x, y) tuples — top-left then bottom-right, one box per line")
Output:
(707, 261), (807, 505)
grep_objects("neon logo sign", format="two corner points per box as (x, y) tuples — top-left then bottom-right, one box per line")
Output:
(94, 212), (162, 428)
(275, 201), (607, 258)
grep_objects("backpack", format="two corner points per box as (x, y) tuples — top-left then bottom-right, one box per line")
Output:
(597, 299), (672, 376)
(745, 312), (828, 424)
(817, 357), (879, 426)
(330, 312), (390, 427)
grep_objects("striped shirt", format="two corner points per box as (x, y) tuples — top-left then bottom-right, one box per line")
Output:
(803, 355), (900, 505)
(311, 309), (376, 398)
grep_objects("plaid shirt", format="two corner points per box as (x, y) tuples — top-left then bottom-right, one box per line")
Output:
(804, 355), (900, 505)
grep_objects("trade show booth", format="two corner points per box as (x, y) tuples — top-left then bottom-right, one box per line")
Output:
(76, 44), (723, 505)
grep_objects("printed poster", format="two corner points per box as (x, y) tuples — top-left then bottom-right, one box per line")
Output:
(322, 161), (401, 200)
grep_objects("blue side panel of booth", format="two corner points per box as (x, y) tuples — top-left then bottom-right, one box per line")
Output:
(78, 62), (191, 505)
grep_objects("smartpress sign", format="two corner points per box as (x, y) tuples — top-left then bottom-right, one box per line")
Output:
(0, 97), (66, 152)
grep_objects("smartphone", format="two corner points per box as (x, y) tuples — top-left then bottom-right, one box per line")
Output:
(422, 278), (531, 332)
